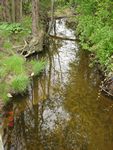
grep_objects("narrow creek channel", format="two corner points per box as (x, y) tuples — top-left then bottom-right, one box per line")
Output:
(2, 19), (113, 150)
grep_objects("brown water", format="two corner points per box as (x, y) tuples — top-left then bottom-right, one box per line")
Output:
(2, 19), (113, 150)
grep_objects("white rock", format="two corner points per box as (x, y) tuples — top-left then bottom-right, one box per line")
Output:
(7, 93), (13, 98)
(31, 72), (34, 77)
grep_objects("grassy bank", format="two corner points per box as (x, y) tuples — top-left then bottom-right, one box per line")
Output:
(0, 18), (46, 103)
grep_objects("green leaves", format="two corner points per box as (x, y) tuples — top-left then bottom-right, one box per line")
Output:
(75, 0), (113, 71)
(0, 23), (22, 33)
(0, 21), (31, 36)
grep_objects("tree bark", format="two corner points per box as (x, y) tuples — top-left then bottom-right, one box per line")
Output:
(16, 0), (19, 21)
(15, 0), (22, 22)
(20, 0), (23, 21)
(11, 0), (15, 22)
(0, 0), (5, 21)
(48, 0), (54, 34)
(1, 0), (11, 22)
(32, 0), (39, 37)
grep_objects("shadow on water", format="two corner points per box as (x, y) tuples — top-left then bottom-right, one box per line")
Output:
(2, 19), (113, 150)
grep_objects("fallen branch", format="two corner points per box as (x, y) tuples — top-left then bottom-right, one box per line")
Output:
(49, 34), (76, 41)
(101, 86), (113, 98)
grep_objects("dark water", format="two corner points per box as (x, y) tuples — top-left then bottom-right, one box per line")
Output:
(2, 19), (113, 150)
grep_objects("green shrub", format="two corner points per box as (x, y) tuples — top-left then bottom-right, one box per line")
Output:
(11, 74), (30, 93)
(75, 0), (113, 71)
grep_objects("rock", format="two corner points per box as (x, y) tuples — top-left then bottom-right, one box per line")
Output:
(7, 93), (13, 98)
(31, 72), (34, 77)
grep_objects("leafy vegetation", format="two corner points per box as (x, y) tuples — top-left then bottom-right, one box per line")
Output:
(0, 17), (31, 45)
(0, 23), (24, 33)
(73, 0), (113, 72)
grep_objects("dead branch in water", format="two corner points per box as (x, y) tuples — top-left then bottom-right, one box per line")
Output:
(49, 34), (76, 41)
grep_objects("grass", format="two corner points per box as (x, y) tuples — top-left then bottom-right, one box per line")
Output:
(30, 60), (46, 75)
(0, 16), (46, 103)
(3, 55), (25, 74)
(0, 83), (10, 103)
(4, 55), (25, 74)
(11, 74), (30, 93)
(0, 53), (46, 103)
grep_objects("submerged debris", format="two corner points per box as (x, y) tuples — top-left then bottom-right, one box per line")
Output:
(101, 76), (113, 97)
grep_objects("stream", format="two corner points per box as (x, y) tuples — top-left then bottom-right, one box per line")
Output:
(2, 19), (113, 150)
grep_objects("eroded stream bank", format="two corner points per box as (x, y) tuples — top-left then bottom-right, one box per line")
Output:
(2, 19), (113, 150)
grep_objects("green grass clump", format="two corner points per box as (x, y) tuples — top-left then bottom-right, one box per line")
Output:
(11, 74), (30, 93)
(0, 67), (6, 78)
(30, 60), (46, 75)
(0, 54), (47, 102)
(0, 83), (10, 103)
(3, 55), (25, 74)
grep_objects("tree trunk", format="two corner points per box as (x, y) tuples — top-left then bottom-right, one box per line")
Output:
(20, 0), (23, 20)
(48, 0), (54, 34)
(32, 0), (39, 37)
(0, 0), (5, 21)
(1, 0), (11, 22)
(15, 0), (22, 22)
(15, 0), (20, 22)
(11, 0), (15, 22)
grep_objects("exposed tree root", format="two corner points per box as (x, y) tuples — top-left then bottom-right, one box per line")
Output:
(16, 31), (44, 58)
